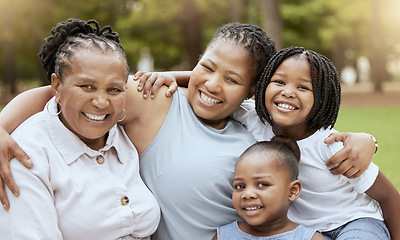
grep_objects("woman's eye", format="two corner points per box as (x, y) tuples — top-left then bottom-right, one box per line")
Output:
(108, 88), (122, 94)
(80, 85), (94, 91)
(202, 64), (213, 72)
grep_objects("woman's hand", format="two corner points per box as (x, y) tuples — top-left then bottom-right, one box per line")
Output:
(0, 127), (32, 210)
(132, 71), (178, 99)
(325, 132), (376, 178)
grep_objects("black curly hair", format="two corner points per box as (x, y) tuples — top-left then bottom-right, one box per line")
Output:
(255, 46), (341, 130)
(238, 135), (300, 181)
(206, 23), (276, 87)
(39, 18), (129, 82)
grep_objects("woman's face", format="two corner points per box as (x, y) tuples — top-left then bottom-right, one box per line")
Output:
(52, 50), (127, 150)
(187, 41), (257, 129)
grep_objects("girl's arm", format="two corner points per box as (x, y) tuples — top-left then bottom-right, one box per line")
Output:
(133, 71), (191, 98)
(366, 171), (400, 240)
(325, 132), (377, 178)
(0, 86), (53, 210)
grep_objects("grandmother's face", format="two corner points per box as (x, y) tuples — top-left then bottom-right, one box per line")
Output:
(52, 49), (127, 150)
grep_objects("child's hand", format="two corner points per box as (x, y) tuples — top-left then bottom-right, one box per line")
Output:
(325, 132), (375, 178)
(132, 71), (178, 99)
(0, 127), (32, 210)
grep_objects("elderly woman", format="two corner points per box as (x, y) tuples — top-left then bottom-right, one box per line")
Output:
(0, 18), (160, 240)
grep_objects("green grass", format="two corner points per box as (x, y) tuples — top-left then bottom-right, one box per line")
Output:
(335, 107), (400, 190)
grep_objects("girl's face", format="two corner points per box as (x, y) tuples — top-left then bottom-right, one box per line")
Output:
(265, 57), (314, 138)
(187, 41), (257, 129)
(232, 153), (296, 233)
(52, 50), (127, 150)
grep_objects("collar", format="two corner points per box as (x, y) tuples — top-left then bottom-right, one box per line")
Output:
(45, 98), (133, 165)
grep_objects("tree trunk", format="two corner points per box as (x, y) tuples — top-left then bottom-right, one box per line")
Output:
(228, 0), (246, 22)
(259, 0), (283, 50)
(181, 0), (202, 69)
(3, 10), (17, 96)
(370, 0), (386, 92)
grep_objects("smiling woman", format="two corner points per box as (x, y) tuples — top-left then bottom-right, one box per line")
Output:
(0, 18), (160, 239)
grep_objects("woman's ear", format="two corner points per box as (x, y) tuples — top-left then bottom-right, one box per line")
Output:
(288, 180), (301, 202)
(51, 73), (61, 103)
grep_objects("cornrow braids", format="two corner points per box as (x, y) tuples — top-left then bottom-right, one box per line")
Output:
(255, 46), (341, 130)
(207, 23), (276, 86)
(238, 135), (300, 181)
(39, 18), (128, 82)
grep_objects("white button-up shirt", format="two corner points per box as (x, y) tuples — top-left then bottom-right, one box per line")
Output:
(0, 98), (160, 239)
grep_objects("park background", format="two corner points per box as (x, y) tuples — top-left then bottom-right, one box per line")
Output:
(1, 0), (400, 189)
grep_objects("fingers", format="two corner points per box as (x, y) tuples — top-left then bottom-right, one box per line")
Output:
(166, 82), (178, 98)
(0, 179), (10, 210)
(326, 146), (349, 168)
(324, 132), (346, 144)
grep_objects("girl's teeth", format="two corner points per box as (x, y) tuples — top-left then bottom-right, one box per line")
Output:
(84, 113), (106, 121)
(245, 206), (261, 210)
(278, 103), (295, 110)
(200, 92), (220, 104)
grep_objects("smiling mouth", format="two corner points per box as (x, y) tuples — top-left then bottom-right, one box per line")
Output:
(200, 91), (222, 105)
(276, 102), (298, 110)
(83, 112), (107, 121)
(243, 206), (263, 211)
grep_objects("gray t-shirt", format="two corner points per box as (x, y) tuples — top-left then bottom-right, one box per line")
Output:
(139, 88), (256, 240)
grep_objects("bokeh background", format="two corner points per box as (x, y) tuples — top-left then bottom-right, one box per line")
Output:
(1, 0), (400, 188)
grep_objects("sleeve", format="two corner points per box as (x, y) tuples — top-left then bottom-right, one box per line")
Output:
(231, 99), (256, 127)
(1, 154), (63, 239)
(323, 129), (380, 194)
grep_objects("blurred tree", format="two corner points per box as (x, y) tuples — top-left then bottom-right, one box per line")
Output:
(259, 0), (283, 50)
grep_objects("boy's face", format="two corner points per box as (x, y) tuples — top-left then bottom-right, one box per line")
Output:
(232, 152), (294, 228)
(264, 57), (314, 134)
(187, 41), (256, 129)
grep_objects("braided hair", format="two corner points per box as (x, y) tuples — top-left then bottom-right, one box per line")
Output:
(206, 23), (276, 86)
(39, 18), (129, 82)
(238, 135), (300, 181)
(255, 46), (341, 130)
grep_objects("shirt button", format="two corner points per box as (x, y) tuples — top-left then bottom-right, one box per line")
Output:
(121, 196), (129, 206)
(96, 155), (105, 164)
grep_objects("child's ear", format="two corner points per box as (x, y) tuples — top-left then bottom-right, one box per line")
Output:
(288, 180), (301, 202)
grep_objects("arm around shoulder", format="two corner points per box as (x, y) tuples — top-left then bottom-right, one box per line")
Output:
(366, 170), (400, 240)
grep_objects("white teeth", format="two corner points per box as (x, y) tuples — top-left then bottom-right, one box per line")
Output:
(278, 103), (295, 110)
(200, 92), (220, 104)
(245, 206), (262, 210)
(84, 113), (106, 121)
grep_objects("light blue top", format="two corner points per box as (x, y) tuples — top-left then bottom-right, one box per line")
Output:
(217, 221), (317, 240)
(139, 88), (257, 240)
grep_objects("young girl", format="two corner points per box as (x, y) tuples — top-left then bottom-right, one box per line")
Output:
(234, 46), (400, 239)
(213, 136), (324, 240)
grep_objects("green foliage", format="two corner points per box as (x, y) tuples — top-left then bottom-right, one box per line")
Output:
(335, 107), (400, 190)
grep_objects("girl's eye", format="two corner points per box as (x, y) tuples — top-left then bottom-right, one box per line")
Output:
(257, 182), (269, 188)
(225, 77), (238, 84)
(271, 79), (284, 85)
(234, 184), (245, 190)
(299, 85), (312, 91)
